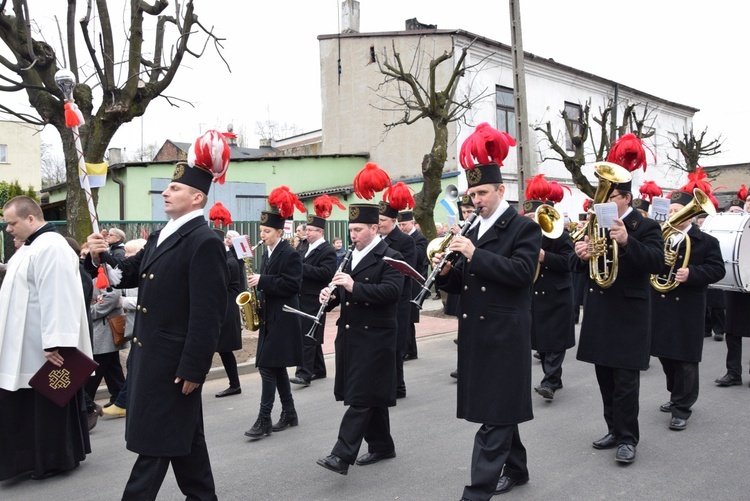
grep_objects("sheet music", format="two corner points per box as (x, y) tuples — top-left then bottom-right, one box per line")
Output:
(232, 236), (254, 258)
(651, 196), (670, 222)
(594, 202), (618, 229)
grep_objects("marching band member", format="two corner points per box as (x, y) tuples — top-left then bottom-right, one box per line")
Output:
(245, 187), (304, 439)
(523, 175), (575, 401)
(650, 169), (725, 430)
(632, 180), (663, 218)
(435, 123), (541, 499)
(572, 133), (664, 464)
(397, 210), (429, 362)
(290, 195), (341, 387)
(725, 184), (747, 214)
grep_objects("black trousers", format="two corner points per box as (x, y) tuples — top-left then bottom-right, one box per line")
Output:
(462, 424), (528, 501)
(122, 417), (216, 501)
(594, 364), (640, 446)
(705, 306), (725, 335)
(725, 334), (744, 376)
(658, 357), (699, 419)
(296, 339), (327, 382)
(84, 351), (125, 403)
(331, 405), (394, 465)
(218, 352), (240, 388)
(539, 351), (565, 389)
(258, 367), (294, 419)
(405, 323), (418, 358)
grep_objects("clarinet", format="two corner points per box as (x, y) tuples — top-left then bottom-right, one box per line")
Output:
(412, 212), (477, 309)
(303, 243), (355, 339)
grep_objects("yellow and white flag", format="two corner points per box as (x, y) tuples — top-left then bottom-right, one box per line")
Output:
(82, 161), (108, 188)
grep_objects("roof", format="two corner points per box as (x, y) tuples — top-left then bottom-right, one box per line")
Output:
(167, 140), (278, 160)
(318, 28), (699, 114)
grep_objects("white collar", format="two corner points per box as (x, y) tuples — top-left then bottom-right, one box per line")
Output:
(157, 209), (204, 246)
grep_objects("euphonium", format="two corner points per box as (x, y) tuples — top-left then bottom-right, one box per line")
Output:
(584, 162), (632, 289)
(650, 188), (715, 292)
(236, 243), (263, 331)
(534, 204), (564, 282)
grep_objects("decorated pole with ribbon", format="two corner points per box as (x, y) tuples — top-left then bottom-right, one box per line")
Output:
(55, 69), (113, 288)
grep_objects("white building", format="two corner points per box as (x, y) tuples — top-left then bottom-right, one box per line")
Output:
(0, 120), (42, 191)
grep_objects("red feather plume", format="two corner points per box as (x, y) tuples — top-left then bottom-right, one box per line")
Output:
(353, 162), (391, 200)
(524, 174), (550, 201)
(188, 130), (231, 184)
(382, 182), (415, 211)
(208, 202), (233, 228)
(459, 123), (516, 169)
(313, 194), (345, 218)
(547, 181), (571, 204)
(268, 186), (306, 219)
(606, 133), (648, 172)
(583, 199), (593, 212)
(638, 180), (663, 202)
(679, 166), (713, 194)
(738, 184), (748, 202)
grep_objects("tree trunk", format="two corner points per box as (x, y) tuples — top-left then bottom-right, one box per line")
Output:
(414, 120), (448, 241)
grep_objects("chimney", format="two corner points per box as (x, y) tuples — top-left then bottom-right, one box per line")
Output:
(108, 148), (123, 164)
(341, 0), (360, 34)
(259, 138), (273, 148)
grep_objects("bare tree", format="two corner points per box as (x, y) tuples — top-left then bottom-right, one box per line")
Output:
(375, 38), (491, 240)
(667, 127), (723, 173)
(0, 0), (227, 240)
(534, 100), (656, 198)
(127, 142), (160, 162)
(254, 119), (302, 141)
(41, 141), (66, 187)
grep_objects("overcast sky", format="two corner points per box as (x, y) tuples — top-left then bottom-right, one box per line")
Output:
(10, 0), (748, 166)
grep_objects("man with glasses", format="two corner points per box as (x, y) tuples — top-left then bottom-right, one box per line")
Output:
(572, 174), (663, 464)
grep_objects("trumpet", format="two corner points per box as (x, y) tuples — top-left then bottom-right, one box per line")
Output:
(412, 212), (478, 309)
(283, 243), (355, 340)
(650, 188), (715, 292)
(236, 242), (263, 331)
(534, 204), (565, 282)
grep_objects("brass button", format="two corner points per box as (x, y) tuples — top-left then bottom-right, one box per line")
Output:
(142, 308), (147, 313)
(675, 297), (680, 301)
(462, 313), (467, 319)
(541, 291), (545, 295)
(589, 288), (593, 292)
(365, 302), (369, 306)
(479, 316), (485, 320)
(345, 302), (350, 306)
(464, 285), (468, 290)
(364, 326), (368, 330)
(137, 341), (143, 347)
(535, 291), (538, 295)
(136, 305), (141, 310)
(540, 274), (544, 278)
(599, 291), (604, 295)
(133, 337), (138, 343)
(365, 278), (369, 282)
(661, 294), (666, 298)
(141, 273), (146, 278)
(345, 324), (350, 329)
(481, 286), (486, 292)
(149, 274), (154, 279)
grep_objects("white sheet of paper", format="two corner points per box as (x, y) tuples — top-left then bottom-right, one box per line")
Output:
(651, 196), (670, 222)
(446, 214), (457, 227)
(283, 220), (294, 240)
(594, 202), (619, 229)
(232, 236), (254, 258)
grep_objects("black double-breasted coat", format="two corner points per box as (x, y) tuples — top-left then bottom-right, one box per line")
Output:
(650, 224), (725, 362)
(100, 217), (229, 456)
(299, 240), (338, 344)
(382, 226), (416, 351)
(437, 205), (541, 425)
(408, 229), (429, 322)
(327, 240), (404, 407)
(573, 209), (664, 370)
(724, 291), (750, 337)
(531, 230), (575, 352)
(216, 249), (243, 352)
(255, 239), (303, 368)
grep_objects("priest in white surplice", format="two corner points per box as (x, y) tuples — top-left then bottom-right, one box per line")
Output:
(0, 196), (92, 481)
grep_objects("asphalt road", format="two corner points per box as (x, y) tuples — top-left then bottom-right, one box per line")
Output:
(3, 319), (750, 500)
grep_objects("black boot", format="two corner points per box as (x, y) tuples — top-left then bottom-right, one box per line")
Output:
(244, 417), (272, 439)
(272, 409), (299, 432)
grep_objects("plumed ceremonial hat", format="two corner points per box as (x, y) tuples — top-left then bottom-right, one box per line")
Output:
(459, 123), (516, 188)
(261, 186), (305, 230)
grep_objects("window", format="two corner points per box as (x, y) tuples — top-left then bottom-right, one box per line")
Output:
(495, 86), (516, 137)
(564, 102), (582, 151)
(0, 144), (7, 163)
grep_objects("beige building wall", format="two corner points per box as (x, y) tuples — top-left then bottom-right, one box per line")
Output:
(0, 120), (42, 190)
(320, 33), (458, 181)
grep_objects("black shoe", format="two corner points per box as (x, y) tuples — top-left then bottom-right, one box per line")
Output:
(311, 374), (326, 381)
(450, 370), (458, 379)
(592, 433), (617, 450)
(615, 444), (636, 463)
(704, 331), (712, 337)
(535, 386), (554, 400)
(403, 353), (418, 361)
(715, 373), (742, 386)
(290, 376), (310, 387)
(669, 417), (687, 431)
(317, 454), (349, 475)
(714, 333), (724, 341)
(272, 410), (299, 432)
(659, 401), (674, 413)
(494, 475), (529, 495)
(30, 468), (66, 480)
(396, 391), (406, 399)
(355, 451), (396, 465)
(244, 417), (272, 439)
(453, 338), (458, 345)
(533, 351), (541, 360)
(215, 386), (242, 397)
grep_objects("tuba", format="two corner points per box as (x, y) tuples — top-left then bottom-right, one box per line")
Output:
(650, 188), (715, 292)
(534, 204), (565, 282)
(236, 242), (263, 331)
(577, 162), (632, 289)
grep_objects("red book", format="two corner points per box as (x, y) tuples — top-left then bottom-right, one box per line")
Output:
(28, 347), (98, 407)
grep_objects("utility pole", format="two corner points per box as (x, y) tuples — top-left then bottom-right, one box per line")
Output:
(509, 0), (531, 204)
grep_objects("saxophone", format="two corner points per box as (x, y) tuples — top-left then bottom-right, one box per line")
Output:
(236, 243), (262, 331)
